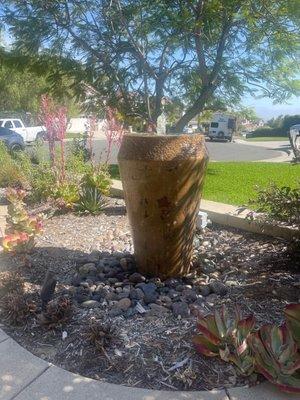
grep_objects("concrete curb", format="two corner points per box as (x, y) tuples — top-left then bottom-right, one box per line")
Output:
(0, 329), (297, 400)
(110, 180), (299, 240)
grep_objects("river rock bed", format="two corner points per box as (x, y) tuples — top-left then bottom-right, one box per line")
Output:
(1, 199), (299, 391)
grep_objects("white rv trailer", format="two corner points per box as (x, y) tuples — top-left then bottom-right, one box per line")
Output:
(208, 113), (236, 141)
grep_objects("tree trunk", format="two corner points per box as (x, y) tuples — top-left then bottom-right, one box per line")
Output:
(173, 87), (213, 133)
(153, 77), (165, 124)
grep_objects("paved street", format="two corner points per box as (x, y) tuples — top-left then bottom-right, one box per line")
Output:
(35, 136), (291, 164)
(90, 137), (291, 163)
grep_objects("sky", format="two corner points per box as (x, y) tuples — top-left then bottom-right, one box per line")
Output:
(243, 95), (299, 121)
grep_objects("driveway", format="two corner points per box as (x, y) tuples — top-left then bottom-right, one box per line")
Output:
(90, 137), (291, 163)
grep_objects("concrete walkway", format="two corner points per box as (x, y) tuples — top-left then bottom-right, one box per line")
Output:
(0, 328), (296, 400)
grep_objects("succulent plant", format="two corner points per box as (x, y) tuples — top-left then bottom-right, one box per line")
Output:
(0, 292), (36, 325)
(84, 320), (117, 352)
(193, 306), (255, 375)
(249, 323), (300, 393)
(2, 231), (34, 253)
(76, 187), (108, 215)
(2, 187), (43, 253)
(38, 297), (73, 328)
(284, 303), (300, 347)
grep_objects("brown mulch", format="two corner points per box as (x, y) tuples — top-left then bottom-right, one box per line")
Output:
(0, 200), (299, 391)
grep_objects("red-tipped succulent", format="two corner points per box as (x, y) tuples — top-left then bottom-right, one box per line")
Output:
(249, 323), (300, 393)
(1, 187), (43, 253)
(284, 303), (300, 347)
(193, 305), (255, 375)
(193, 303), (300, 393)
(2, 232), (32, 253)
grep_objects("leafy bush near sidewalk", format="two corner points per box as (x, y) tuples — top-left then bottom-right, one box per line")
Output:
(249, 183), (300, 225)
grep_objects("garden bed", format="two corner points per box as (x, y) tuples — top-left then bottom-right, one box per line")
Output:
(0, 199), (299, 391)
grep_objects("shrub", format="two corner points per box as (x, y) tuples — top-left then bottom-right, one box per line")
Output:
(26, 141), (49, 165)
(248, 127), (286, 138)
(249, 183), (300, 225)
(0, 140), (11, 162)
(0, 142), (27, 188)
(53, 183), (80, 210)
(81, 165), (111, 196)
(0, 163), (27, 189)
(69, 137), (91, 164)
(66, 144), (90, 175)
(28, 165), (56, 203)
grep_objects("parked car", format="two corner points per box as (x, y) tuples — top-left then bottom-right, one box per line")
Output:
(0, 118), (46, 144)
(0, 126), (25, 151)
(183, 126), (194, 134)
(289, 124), (300, 159)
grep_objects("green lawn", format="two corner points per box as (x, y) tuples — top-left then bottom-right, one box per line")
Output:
(109, 162), (300, 206)
(65, 132), (83, 139)
(245, 136), (288, 142)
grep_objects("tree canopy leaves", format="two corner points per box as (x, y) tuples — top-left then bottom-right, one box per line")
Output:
(1, 0), (299, 131)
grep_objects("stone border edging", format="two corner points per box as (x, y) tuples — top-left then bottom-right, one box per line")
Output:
(0, 328), (296, 400)
(110, 180), (299, 240)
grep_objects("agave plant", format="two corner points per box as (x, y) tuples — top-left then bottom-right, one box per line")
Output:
(249, 323), (300, 393)
(76, 187), (107, 215)
(284, 303), (300, 347)
(193, 306), (255, 375)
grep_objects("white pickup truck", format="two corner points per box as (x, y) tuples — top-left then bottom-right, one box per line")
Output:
(0, 118), (46, 143)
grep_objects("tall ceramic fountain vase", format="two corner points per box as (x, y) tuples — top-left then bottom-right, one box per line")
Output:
(118, 134), (208, 279)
